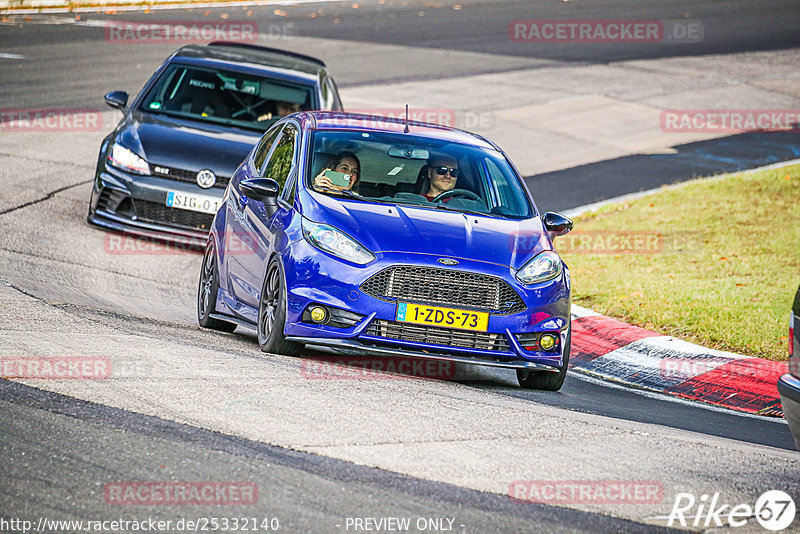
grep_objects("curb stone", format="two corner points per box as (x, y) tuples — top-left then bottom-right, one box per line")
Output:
(569, 300), (787, 417)
(562, 159), (798, 417)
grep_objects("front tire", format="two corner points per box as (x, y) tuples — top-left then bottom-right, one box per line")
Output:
(517, 326), (571, 391)
(257, 257), (302, 355)
(197, 240), (237, 333)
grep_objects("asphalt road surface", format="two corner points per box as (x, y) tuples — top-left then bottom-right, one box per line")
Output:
(1, 1), (798, 532)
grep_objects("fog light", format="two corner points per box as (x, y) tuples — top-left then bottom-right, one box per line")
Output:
(539, 333), (557, 351)
(309, 306), (327, 323)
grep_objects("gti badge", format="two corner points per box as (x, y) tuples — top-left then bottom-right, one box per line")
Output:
(196, 169), (216, 189)
(437, 258), (459, 266)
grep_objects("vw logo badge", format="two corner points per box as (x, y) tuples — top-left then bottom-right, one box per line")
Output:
(437, 258), (459, 266)
(196, 169), (216, 189)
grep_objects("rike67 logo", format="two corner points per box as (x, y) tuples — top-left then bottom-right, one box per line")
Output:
(668, 490), (796, 531)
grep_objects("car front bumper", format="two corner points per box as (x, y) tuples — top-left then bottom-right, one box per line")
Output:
(777, 373), (800, 451)
(87, 163), (225, 246)
(280, 240), (572, 372)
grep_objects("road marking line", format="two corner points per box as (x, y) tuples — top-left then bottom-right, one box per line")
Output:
(0, 52), (24, 59)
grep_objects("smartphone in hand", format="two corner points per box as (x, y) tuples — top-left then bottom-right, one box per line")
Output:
(323, 170), (351, 188)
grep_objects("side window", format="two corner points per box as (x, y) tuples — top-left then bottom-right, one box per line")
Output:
(283, 173), (297, 206)
(320, 75), (334, 110)
(327, 78), (342, 110)
(262, 124), (297, 190)
(253, 124), (284, 172)
(484, 158), (521, 213)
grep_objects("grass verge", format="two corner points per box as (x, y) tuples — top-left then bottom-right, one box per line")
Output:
(560, 162), (800, 361)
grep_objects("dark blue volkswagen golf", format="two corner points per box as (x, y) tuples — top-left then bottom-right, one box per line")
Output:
(198, 112), (575, 390)
(88, 42), (342, 246)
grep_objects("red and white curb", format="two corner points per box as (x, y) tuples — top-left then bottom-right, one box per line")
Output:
(563, 160), (799, 417)
(569, 304), (788, 417)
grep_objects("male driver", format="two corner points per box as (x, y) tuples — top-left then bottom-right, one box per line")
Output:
(277, 101), (301, 116)
(422, 154), (460, 201)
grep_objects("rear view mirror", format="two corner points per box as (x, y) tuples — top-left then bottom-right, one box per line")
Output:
(542, 212), (573, 238)
(388, 145), (429, 160)
(104, 91), (129, 111)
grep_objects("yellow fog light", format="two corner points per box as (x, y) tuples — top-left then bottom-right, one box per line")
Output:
(539, 333), (557, 351)
(309, 306), (327, 323)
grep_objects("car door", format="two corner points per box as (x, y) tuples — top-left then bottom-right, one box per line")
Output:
(224, 123), (284, 313)
(237, 122), (300, 309)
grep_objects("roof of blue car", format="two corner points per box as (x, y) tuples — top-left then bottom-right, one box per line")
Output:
(306, 111), (498, 149)
(173, 43), (326, 79)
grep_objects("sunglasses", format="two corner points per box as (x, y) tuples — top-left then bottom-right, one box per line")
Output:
(433, 166), (460, 177)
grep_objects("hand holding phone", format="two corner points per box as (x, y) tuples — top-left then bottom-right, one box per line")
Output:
(323, 169), (351, 188)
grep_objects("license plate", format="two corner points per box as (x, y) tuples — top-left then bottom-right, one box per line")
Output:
(396, 302), (489, 332)
(166, 191), (220, 214)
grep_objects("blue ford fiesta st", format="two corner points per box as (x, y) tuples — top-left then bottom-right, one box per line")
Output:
(197, 111), (575, 390)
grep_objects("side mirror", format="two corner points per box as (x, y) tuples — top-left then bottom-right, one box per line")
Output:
(104, 91), (129, 111)
(240, 178), (280, 216)
(542, 212), (573, 238)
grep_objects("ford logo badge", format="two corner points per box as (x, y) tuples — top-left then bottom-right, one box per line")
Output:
(437, 258), (459, 265)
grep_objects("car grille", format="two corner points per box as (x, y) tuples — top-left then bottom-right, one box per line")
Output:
(364, 320), (510, 352)
(134, 200), (214, 231)
(360, 266), (526, 314)
(152, 165), (229, 189)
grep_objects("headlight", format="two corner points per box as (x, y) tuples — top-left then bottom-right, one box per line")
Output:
(302, 218), (375, 265)
(516, 250), (562, 285)
(107, 143), (150, 175)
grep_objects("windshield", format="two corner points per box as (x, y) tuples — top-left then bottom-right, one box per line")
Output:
(306, 130), (533, 219)
(139, 63), (315, 132)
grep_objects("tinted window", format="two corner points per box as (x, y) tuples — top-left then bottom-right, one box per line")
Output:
(262, 124), (297, 190)
(140, 64), (314, 132)
(253, 124), (284, 172)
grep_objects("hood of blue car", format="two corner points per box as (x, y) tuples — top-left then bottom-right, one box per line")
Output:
(117, 111), (261, 177)
(302, 192), (553, 270)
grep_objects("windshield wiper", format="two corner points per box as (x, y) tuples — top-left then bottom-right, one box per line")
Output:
(388, 199), (428, 207)
(147, 108), (265, 132)
(431, 203), (489, 218)
(315, 187), (361, 199)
